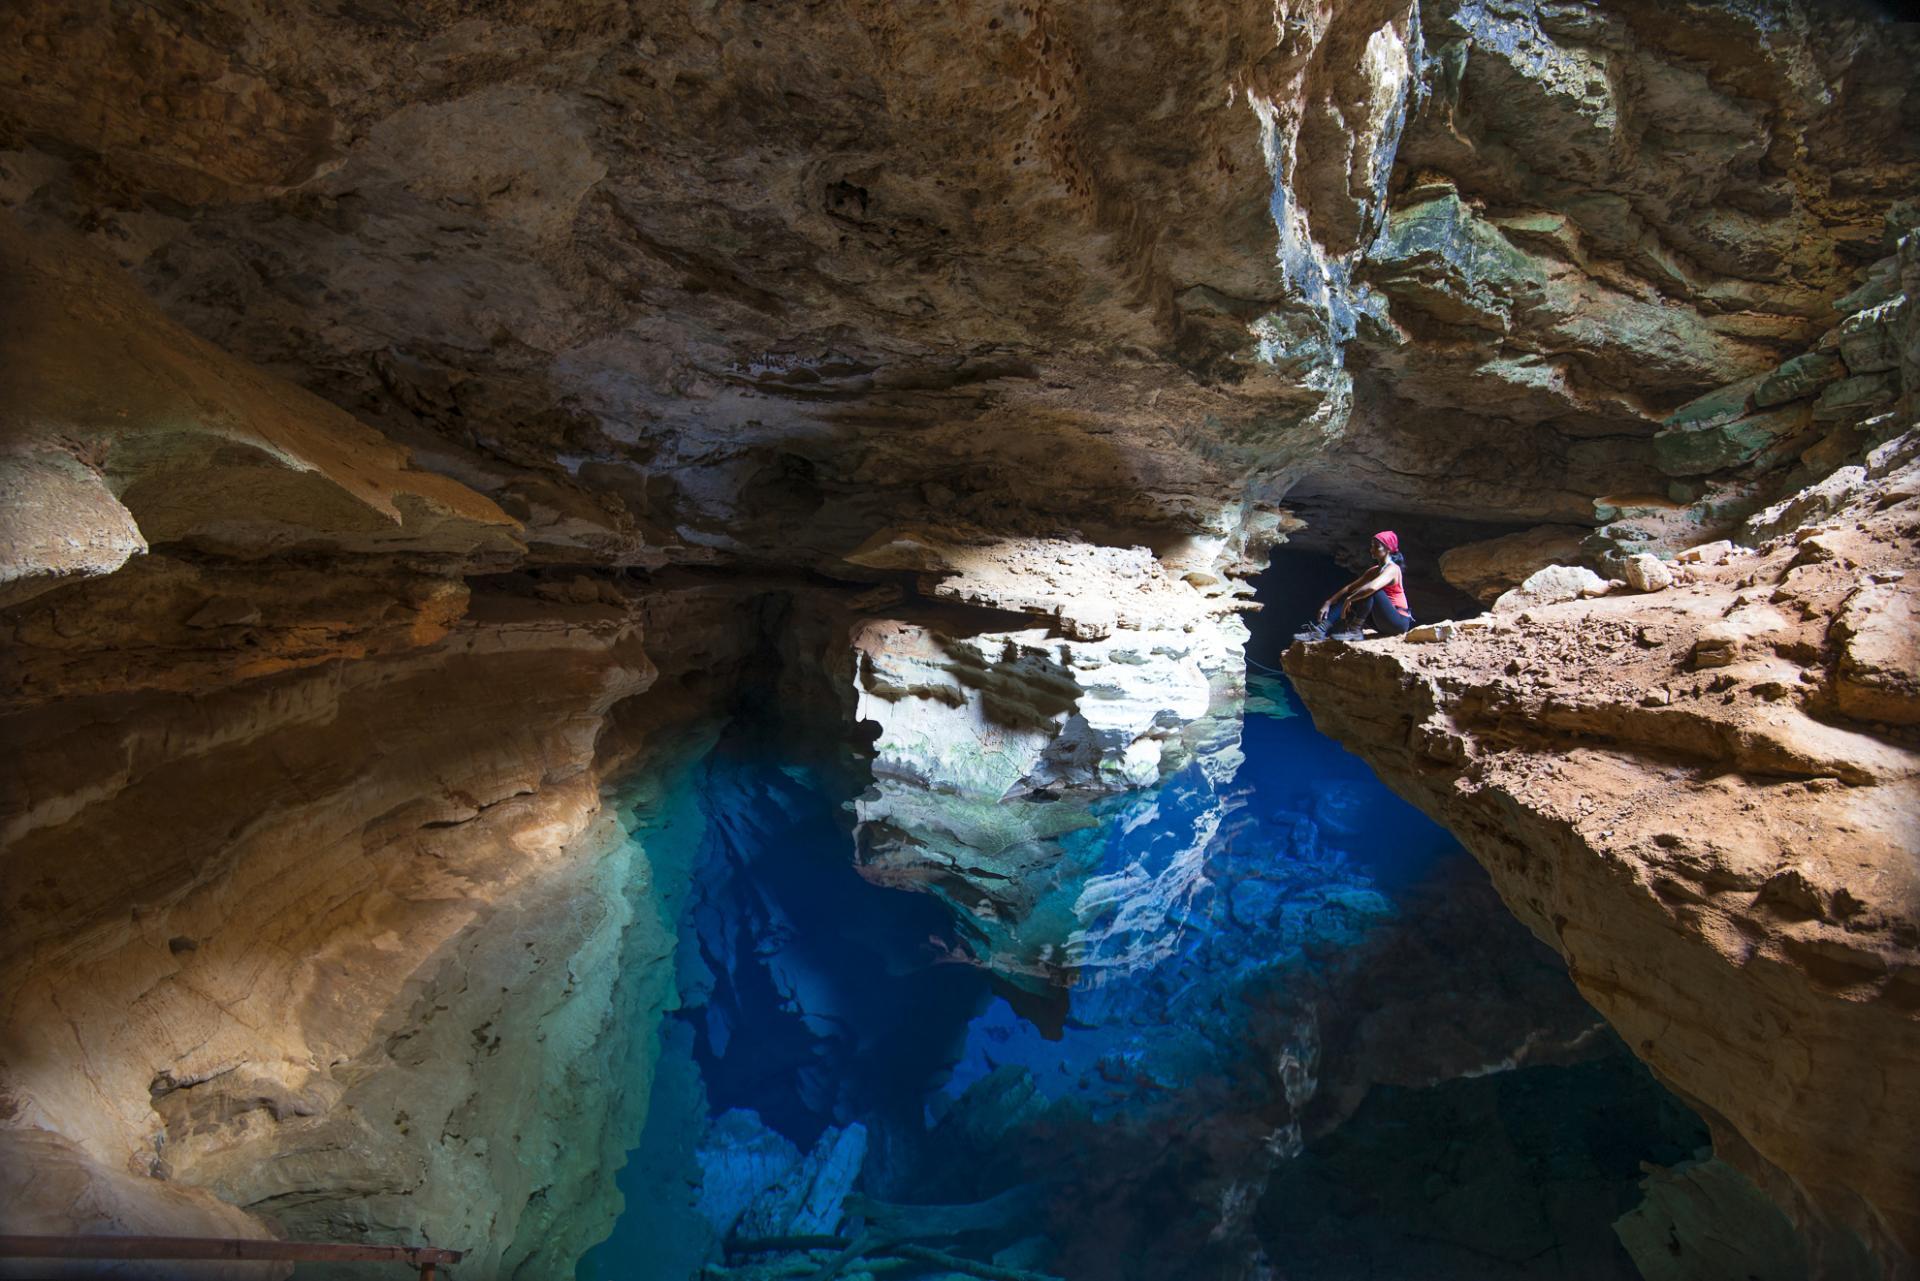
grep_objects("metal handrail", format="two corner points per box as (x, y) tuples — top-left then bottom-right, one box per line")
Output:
(0, 1234), (463, 1278)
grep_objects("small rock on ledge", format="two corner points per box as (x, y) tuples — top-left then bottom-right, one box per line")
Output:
(1621, 554), (1673, 594)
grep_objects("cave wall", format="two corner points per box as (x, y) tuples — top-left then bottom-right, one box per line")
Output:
(0, 214), (776, 1269)
(1285, 434), (1920, 1270)
(1295, 0), (1919, 542)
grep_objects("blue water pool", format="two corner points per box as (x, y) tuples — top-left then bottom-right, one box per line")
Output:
(579, 556), (1705, 1281)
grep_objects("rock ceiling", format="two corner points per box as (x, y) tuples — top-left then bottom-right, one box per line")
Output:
(4, 0), (1914, 579)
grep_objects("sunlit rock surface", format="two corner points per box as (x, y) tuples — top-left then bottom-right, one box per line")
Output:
(0, 575), (748, 1273)
(0, 211), (773, 1267)
(842, 531), (1266, 989)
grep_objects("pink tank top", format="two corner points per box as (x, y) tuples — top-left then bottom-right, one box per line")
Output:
(1383, 563), (1409, 613)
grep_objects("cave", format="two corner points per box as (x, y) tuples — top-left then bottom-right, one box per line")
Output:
(1, 2), (1917, 1280)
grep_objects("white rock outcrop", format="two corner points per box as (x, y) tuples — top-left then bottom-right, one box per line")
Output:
(845, 531), (1259, 986)
(1492, 564), (1614, 612)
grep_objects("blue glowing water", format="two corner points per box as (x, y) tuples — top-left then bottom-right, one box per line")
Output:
(680, 756), (988, 1147)
(580, 556), (1704, 1281)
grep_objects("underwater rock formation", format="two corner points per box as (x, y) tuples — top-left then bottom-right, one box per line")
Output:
(1286, 432), (1920, 1270)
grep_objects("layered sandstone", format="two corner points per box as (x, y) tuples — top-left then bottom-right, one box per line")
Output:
(4, 0), (1915, 591)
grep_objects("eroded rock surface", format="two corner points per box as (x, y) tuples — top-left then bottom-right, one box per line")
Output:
(1286, 435), (1920, 1268)
(0, 216), (765, 1270)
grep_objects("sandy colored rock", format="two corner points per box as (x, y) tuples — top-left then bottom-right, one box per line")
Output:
(0, 1130), (288, 1280)
(0, 572), (766, 1272)
(0, 0), (1916, 1274)
(1676, 540), (1737, 566)
(0, 452), (147, 606)
(1438, 525), (1591, 603)
(1622, 553), (1674, 593)
(1286, 435), (1920, 1266)
(1833, 583), (1920, 725)
(0, 219), (523, 567)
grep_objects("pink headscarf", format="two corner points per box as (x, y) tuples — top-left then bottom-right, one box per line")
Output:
(1372, 530), (1400, 554)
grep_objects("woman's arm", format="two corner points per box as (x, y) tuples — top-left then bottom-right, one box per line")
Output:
(1320, 575), (1364, 616)
(1322, 566), (1394, 616)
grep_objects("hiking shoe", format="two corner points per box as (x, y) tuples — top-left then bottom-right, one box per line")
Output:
(1292, 621), (1330, 642)
(1329, 627), (1366, 642)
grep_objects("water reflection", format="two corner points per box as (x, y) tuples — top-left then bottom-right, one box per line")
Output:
(849, 613), (1247, 994)
(583, 560), (1704, 1281)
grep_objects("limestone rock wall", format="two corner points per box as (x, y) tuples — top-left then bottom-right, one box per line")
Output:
(6, 1), (1915, 592)
(1430, 199), (1920, 601)
(1289, 0), (1920, 561)
(1284, 434), (1920, 1269)
(1, 577), (764, 1273)
(0, 0), (1334, 572)
(0, 218), (769, 1271)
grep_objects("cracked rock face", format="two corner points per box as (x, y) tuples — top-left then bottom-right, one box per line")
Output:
(0, 212), (775, 1272)
(2, 0), (1919, 1274)
(3, 0), (1399, 574)
(1285, 434), (1920, 1269)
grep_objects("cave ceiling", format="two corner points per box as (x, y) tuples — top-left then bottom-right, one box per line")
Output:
(4, 0), (1914, 575)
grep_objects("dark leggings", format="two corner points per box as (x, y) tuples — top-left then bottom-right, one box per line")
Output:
(1340, 588), (1414, 636)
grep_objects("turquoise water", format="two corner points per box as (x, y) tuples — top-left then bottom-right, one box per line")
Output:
(579, 557), (1705, 1280)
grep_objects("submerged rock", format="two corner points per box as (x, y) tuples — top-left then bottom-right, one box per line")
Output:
(703, 1115), (869, 1242)
(1615, 1155), (1842, 1281)
(695, 1111), (804, 1243)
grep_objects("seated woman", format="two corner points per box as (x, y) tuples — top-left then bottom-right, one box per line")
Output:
(1296, 531), (1414, 641)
